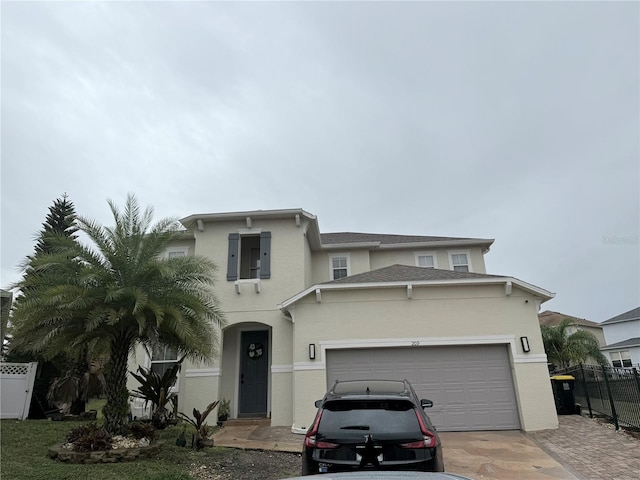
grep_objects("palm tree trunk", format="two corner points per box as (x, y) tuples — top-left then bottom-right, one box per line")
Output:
(102, 334), (132, 434)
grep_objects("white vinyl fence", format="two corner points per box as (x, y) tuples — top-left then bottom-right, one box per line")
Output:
(0, 362), (37, 419)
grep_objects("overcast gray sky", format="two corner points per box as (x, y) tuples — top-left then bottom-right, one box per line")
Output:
(2, 1), (638, 323)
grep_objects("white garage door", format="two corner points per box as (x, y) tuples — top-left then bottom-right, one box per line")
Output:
(325, 345), (520, 431)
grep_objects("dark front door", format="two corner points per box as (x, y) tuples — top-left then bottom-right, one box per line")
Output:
(239, 330), (268, 416)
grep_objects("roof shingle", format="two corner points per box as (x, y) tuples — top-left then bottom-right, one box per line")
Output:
(320, 232), (491, 246)
(322, 264), (504, 285)
(538, 310), (601, 328)
(601, 307), (640, 324)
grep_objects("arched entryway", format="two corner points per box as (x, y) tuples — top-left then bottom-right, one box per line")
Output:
(220, 323), (271, 418)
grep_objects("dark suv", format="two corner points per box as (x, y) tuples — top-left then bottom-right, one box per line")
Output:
(302, 379), (444, 475)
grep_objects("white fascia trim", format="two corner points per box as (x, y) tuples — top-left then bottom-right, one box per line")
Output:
(182, 209), (316, 224)
(271, 364), (294, 373)
(292, 336), (548, 371)
(185, 368), (220, 378)
(279, 277), (555, 312)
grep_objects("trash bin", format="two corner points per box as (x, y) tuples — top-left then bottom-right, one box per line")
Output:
(550, 375), (576, 415)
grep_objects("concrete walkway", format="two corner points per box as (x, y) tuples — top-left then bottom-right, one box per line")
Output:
(212, 414), (640, 480)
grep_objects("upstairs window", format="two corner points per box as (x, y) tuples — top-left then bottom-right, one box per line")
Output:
(227, 232), (271, 281)
(330, 255), (350, 280)
(610, 351), (632, 368)
(449, 251), (471, 272)
(415, 252), (437, 268)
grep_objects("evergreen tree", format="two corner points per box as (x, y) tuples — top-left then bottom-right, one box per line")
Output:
(6, 194), (81, 415)
(34, 193), (78, 256)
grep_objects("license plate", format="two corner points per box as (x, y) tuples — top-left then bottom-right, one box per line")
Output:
(356, 453), (383, 462)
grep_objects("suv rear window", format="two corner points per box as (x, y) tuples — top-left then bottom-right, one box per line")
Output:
(319, 400), (420, 436)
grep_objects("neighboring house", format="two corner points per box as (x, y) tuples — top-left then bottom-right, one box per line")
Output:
(599, 307), (640, 368)
(538, 310), (606, 347)
(538, 310), (606, 368)
(128, 209), (558, 432)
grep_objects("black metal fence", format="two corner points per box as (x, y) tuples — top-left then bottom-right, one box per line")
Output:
(556, 364), (640, 430)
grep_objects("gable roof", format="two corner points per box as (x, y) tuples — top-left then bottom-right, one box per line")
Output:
(601, 307), (640, 325)
(324, 264), (503, 284)
(320, 232), (494, 252)
(538, 310), (602, 329)
(279, 264), (554, 312)
(600, 337), (640, 350)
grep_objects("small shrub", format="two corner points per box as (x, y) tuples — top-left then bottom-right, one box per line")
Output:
(128, 420), (156, 440)
(66, 423), (112, 452)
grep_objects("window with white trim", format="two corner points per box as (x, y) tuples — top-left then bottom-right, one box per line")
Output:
(150, 344), (179, 378)
(330, 255), (350, 280)
(166, 247), (188, 259)
(610, 350), (632, 368)
(449, 251), (471, 272)
(415, 252), (437, 269)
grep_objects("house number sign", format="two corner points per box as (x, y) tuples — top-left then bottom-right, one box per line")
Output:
(248, 343), (264, 360)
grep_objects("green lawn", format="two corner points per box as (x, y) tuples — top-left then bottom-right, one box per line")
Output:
(0, 419), (214, 480)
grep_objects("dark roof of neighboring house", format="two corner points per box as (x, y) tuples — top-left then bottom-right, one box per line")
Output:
(601, 307), (640, 325)
(322, 264), (504, 285)
(601, 337), (640, 350)
(538, 310), (602, 328)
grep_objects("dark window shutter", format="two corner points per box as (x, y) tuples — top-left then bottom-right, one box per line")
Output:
(259, 231), (271, 279)
(227, 233), (239, 281)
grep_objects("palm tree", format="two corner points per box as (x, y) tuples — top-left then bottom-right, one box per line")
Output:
(541, 318), (607, 370)
(10, 194), (225, 433)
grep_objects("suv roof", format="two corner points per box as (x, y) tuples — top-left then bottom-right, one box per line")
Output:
(324, 379), (415, 399)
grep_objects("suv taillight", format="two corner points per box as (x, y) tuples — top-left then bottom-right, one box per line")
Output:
(304, 409), (324, 448)
(401, 409), (436, 448)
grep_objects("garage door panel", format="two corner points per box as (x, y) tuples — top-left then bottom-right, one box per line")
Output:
(326, 345), (520, 431)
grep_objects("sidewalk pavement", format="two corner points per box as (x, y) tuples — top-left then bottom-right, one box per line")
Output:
(212, 414), (640, 480)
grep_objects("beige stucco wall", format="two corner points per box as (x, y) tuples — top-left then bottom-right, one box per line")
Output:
(287, 283), (557, 432)
(310, 249), (371, 284)
(369, 246), (487, 274)
(581, 325), (606, 347)
(309, 246), (488, 285)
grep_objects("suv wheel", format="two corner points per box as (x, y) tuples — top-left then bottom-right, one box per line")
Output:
(301, 456), (317, 476)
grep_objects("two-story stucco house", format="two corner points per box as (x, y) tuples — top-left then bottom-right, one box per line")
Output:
(129, 208), (559, 433)
(599, 307), (640, 368)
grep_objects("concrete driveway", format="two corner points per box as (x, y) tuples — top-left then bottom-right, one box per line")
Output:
(213, 415), (640, 480)
(439, 430), (577, 480)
